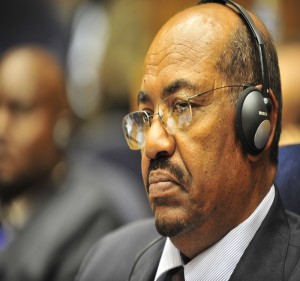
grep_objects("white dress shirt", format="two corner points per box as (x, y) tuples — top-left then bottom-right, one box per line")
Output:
(155, 185), (275, 281)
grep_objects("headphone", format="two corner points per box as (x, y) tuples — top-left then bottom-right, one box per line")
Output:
(198, 0), (272, 155)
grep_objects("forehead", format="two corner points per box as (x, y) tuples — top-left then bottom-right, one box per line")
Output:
(140, 5), (238, 102)
(145, 19), (217, 74)
(0, 49), (61, 106)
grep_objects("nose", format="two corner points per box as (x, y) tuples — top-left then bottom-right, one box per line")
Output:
(143, 115), (175, 159)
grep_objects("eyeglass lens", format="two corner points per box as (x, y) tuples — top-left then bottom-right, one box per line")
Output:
(122, 93), (193, 150)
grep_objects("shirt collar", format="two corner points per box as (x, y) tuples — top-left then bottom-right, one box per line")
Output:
(155, 185), (275, 281)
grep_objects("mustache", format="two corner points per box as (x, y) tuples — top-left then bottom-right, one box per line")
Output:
(147, 158), (188, 187)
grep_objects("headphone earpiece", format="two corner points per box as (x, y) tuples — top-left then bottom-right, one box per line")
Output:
(198, 0), (273, 155)
(235, 86), (271, 155)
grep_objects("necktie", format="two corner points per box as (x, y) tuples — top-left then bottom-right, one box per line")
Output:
(164, 266), (185, 281)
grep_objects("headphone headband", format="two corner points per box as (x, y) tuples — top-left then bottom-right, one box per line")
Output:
(197, 0), (270, 98)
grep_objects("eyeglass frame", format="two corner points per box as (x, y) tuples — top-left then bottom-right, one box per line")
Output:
(122, 84), (249, 150)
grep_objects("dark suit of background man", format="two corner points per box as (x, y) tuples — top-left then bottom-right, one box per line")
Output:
(76, 0), (300, 280)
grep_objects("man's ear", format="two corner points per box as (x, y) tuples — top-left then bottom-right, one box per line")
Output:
(53, 110), (74, 150)
(248, 88), (279, 162)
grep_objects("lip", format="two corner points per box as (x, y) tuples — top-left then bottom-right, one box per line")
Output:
(148, 170), (181, 197)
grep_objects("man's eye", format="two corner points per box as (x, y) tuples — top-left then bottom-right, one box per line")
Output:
(137, 110), (152, 124)
(172, 100), (189, 114)
(142, 114), (149, 123)
(8, 102), (33, 114)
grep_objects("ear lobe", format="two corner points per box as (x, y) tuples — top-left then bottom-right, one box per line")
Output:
(53, 110), (74, 150)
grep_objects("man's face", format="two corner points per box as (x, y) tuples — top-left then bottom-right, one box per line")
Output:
(139, 10), (254, 242)
(0, 50), (61, 201)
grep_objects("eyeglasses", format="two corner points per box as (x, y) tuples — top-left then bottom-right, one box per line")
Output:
(122, 85), (245, 150)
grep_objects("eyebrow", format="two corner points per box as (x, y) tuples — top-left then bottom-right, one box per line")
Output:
(162, 79), (196, 97)
(137, 79), (196, 105)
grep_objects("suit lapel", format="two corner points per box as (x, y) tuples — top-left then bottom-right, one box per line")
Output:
(230, 188), (290, 281)
(129, 237), (166, 281)
(129, 189), (290, 281)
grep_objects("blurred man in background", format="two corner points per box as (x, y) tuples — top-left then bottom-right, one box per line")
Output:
(0, 45), (149, 281)
(0, 1), (152, 280)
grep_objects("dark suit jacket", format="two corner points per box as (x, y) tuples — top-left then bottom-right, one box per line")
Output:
(76, 189), (300, 281)
(0, 159), (151, 281)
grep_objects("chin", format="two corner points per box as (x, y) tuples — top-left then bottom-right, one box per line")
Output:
(154, 212), (188, 237)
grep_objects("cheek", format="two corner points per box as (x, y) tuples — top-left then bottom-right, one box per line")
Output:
(187, 104), (238, 165)
(141, 150), (149, 190)
(179, 120), (233, 175)
(177, 107), (242, 199)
